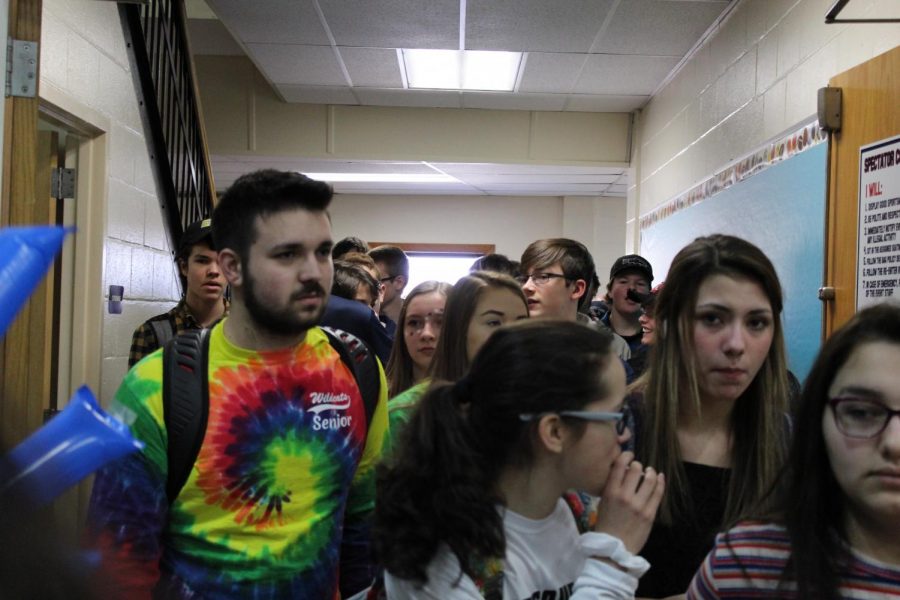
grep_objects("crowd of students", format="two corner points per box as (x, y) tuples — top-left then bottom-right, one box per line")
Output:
(39, 168), (898, 599)
(374, 233), (900, 599)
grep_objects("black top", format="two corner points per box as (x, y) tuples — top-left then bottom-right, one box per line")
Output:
(321, 295), (394, 365)
(636, 461), (731, 598)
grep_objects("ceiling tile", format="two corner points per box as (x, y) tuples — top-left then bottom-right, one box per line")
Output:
(518, 53), (586, 94)
(248, 44), (347, 85)
(207, 0), (329, 45)
(434, 163), (625, 176)
(331, 181), (480, 195)
(591, 0), (729, 56)
(186, 0), (217, 19)
(340, 47), (404, 88)
(461, 92), (566, 111)
(211, 155), (632, 196)
(354, 88), (462, 108)
(565, 94), (647, 112)
(460, 173), (621, 185)
(574, 54), (680, 95)
(319, 0), (459, 48)
(301, 160), (440, 174)
(479, 185), (607, 196)
(276, 85), (358, 104)
(212, 156), (443, 176)
(466, 0), (615, 52)
(187, 19), (244, 55)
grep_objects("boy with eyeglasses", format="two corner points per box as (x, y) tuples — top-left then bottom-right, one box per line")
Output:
(369, 245), (408, 334)
(519, 238), (630, 360)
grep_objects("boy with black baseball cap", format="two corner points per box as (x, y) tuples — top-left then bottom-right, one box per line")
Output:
(601, 254), (654, 355)
(128, 218), (228, 366)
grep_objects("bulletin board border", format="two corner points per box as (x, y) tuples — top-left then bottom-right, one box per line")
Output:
(640, 120), (827, 231)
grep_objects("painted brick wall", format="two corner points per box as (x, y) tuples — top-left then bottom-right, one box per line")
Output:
(632, 0), (900, 238)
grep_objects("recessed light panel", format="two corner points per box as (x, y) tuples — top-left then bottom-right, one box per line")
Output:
(402, 49), (522, 92)
(303, 172), (460, 183)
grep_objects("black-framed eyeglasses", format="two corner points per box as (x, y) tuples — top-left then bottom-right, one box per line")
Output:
(519, 405), (630, 435)
(380, 275), (399, 283)
(514, 272), (573, 287)
(828, 397), (900, 439)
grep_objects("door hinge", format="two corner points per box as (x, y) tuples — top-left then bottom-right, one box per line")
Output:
(6, 38), (38, 98)
(51, 167), (76, 199)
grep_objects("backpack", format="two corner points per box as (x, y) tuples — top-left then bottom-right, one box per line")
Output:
(161, 326), (380, 504)
(150, 319), (176, 350)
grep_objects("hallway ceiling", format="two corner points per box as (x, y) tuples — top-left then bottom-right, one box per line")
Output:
(210, 155), (629, 196)
(187, 0), (735, 197)
(189, 0), (732, 113)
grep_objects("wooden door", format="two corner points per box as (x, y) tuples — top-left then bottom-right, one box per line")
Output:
(824, 46), (900, 336)
(0, 130), (59, 446)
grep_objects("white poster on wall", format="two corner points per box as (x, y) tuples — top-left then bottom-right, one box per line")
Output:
(857, 135), (900, 309)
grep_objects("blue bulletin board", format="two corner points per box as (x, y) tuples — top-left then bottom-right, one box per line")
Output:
(641, 142), (827, 381)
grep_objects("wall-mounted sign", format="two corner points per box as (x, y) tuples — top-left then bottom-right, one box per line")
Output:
(857, 135), (900, 309)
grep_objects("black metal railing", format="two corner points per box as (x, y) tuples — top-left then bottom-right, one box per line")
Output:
(120, 0), (216, 256)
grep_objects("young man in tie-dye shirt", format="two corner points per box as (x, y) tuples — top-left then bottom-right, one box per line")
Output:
(87, 170), (388, 599)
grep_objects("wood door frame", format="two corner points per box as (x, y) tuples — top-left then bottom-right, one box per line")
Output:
(1, 0), (44, 445)
(37, 95), (108, 410)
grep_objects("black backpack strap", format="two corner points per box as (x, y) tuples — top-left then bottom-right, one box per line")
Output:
(162, 328), (211, 504)
(150, 319), (175, 350)
(321, 327), (380, 427)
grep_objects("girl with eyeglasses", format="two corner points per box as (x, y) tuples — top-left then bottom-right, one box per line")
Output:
(385, 281), (453, 399)
(386, 272), (529, 444)
(375, 319), (665, 598)
(632, 235), (791, 597)
(687, 302), (900, 598)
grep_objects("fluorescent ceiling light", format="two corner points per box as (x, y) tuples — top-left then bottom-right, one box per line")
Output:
(402, 49), (522, 91)
(462, 50), (522, 91)
(304, 172), (460, 183)
(403, 49), (460, 89)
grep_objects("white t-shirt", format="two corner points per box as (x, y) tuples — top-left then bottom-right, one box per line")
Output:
(385, 498), (646, 599)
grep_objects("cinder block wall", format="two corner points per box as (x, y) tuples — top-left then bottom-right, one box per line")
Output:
(630, 0), (900, 248)
(40, 0), (177, 403)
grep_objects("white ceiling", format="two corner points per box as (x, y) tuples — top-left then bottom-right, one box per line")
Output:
(188, 0), (736, 197)
(211, 155), (629, 196)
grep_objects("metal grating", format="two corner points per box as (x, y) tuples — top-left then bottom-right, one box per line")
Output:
(121, 0), (216, 261)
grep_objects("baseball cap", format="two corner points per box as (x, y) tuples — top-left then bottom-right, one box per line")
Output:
(609, 254), (653, 283)
(178, 218), (215, 258)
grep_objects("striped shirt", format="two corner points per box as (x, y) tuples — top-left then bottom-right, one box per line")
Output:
(688, 521), (900, 598)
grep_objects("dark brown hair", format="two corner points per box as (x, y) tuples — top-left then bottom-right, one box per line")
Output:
(639, 234), (789, 526)
(375, 320), (616, 585)
(429, 271), (527, 382)
(386, 280), (453, 397)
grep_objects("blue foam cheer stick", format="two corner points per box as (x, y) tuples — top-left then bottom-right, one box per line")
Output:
(3, 386), (144, 506)
(0, 225), (72, 338)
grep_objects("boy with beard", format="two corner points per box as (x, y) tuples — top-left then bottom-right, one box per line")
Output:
(88, 170), (387, 599)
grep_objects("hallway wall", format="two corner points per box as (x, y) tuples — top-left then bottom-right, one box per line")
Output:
(40, 0), (174, 404)
(631, 0), (900, 247)
(330, 193), (626, 274)
(196, 55), (630, 277)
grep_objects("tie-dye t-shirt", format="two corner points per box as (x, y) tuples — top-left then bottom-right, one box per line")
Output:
(383, 380), (429, 454)
(87, 322), (388, 599)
